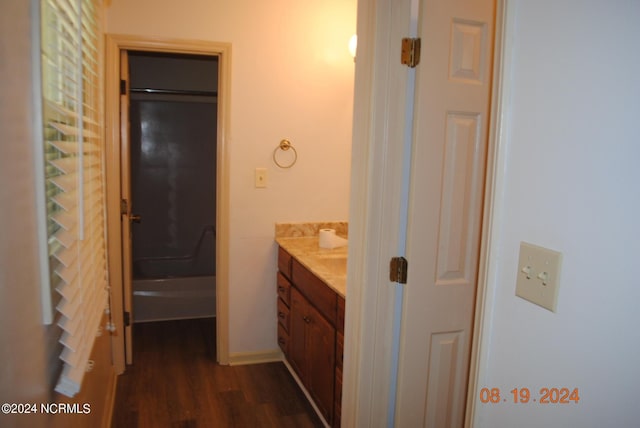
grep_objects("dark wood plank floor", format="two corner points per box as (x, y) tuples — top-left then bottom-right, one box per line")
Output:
(111, 318), (324, 428)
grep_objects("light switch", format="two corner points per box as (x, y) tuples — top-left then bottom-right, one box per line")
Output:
(515, 242), (562, 312)
(255, 168), (267, 188)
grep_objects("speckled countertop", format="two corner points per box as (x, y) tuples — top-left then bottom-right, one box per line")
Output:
(275, 222), (348, 298)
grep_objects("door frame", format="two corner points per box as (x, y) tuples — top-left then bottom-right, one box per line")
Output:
(104, 34), (232, 373)
(343, 0), (507, 425)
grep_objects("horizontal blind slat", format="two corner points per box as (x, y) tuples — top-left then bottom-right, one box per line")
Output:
(52, 225), (77, 248)
(52, 210), (76, 231)
(58, 328), (82, 353)
(45, 99), (79, 120)
(56, 297), (81, 327)
(60, 345), (82, 367)
(49, 140), (78, 154)
(55, 263), (79, 289)
(49, 171), (78, 193)
(49, 122), (81, 136)
(51, 239), (78, 267)
(51, 188), (77, 211)
(49, 156), (78, 175)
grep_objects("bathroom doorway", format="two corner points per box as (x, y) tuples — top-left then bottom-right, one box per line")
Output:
(105, 36), (232, 372)
(127, 51), (218, 324)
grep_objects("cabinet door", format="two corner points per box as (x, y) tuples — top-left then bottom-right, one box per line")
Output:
(289, 287), (308, 382)
(307, 302), (336, 425)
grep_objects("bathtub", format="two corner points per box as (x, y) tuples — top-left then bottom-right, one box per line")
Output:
(132, 275), (216, 323)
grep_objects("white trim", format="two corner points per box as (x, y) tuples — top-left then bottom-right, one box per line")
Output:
(104, 34), (232, 373)
(341, 0), (375, 424)
(282, 359), (331, 428)
(227, 349), (282, 366)
(343, 0), (416, 425)
(466, 0), (512, 425)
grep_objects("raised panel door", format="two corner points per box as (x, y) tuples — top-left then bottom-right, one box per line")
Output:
(289, 287), (308, 382)
(395, 0), (495, 426)
(307, 302), (336, 425)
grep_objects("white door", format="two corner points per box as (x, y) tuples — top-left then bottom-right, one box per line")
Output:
(394, 0), (495, 426)
(120, 50), (135, 364)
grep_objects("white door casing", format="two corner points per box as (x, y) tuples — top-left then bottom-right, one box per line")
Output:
(120, 50), (134, 364)
(104, 35), (232, 373)
(342, 0), (418, 425)
(394, 0), (496, 426)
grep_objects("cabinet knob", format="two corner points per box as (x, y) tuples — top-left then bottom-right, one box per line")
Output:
(278, 311), (286, 319)
(303, 316), (311, 324)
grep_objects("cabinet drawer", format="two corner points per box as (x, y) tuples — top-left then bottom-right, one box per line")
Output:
(278, 247), (293, 279)
(292, 258), (338, 326)
(277, 297), (290, 332)
(277, 323), (289, 356)
(277, 272), (291, 306)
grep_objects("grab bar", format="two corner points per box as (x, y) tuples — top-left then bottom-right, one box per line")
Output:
(130, 88), (218, 97)
(134, 225), (216, 264)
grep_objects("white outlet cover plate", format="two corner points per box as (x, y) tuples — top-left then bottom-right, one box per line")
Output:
(255, 167), (267, 188)
(515, 242), (562, 312)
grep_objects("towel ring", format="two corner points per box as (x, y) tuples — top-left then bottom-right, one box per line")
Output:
(273, 139), (298, 169)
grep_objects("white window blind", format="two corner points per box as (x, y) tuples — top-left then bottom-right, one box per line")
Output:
(40, 0), (108, 397)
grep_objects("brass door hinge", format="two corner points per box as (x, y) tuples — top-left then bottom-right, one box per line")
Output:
(390, 256), (408, 284)
(120, 79), (127, 95)
(401, 38), (421, 68)
(123, 311), (131, 327)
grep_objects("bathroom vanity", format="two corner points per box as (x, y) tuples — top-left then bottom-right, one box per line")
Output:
(275, 223), (347, 427)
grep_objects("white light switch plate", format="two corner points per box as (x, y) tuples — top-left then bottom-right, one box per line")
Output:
(515, 242), (562, 312)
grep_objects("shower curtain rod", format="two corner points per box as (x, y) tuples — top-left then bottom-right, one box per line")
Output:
(130, 88), (218, 97)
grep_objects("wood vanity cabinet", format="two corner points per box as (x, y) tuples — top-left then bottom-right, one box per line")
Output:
(290, 287), (335, 423)
(276, 246), (344, 427)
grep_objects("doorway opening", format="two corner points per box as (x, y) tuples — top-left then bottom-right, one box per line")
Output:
(127, 51), (218, 323)
(105, 36), (232, 373)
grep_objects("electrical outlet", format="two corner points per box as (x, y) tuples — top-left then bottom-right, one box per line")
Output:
(515, 242), (562, 312)
(255, 168), (267, 188)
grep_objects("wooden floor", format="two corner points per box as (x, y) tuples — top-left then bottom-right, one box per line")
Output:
(111, 318), (324, 428)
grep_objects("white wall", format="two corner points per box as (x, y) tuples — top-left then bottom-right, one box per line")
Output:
(475, 1), (640, 427)
(0, 1), (53, 426)
(105, 0), (356, 353)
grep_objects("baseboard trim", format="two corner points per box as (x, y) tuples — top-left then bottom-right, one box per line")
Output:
(282, 359), (330, 428)
(228, 349), (283, 366)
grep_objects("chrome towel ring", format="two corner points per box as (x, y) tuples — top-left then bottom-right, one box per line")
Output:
(273, 139), (298, 169)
